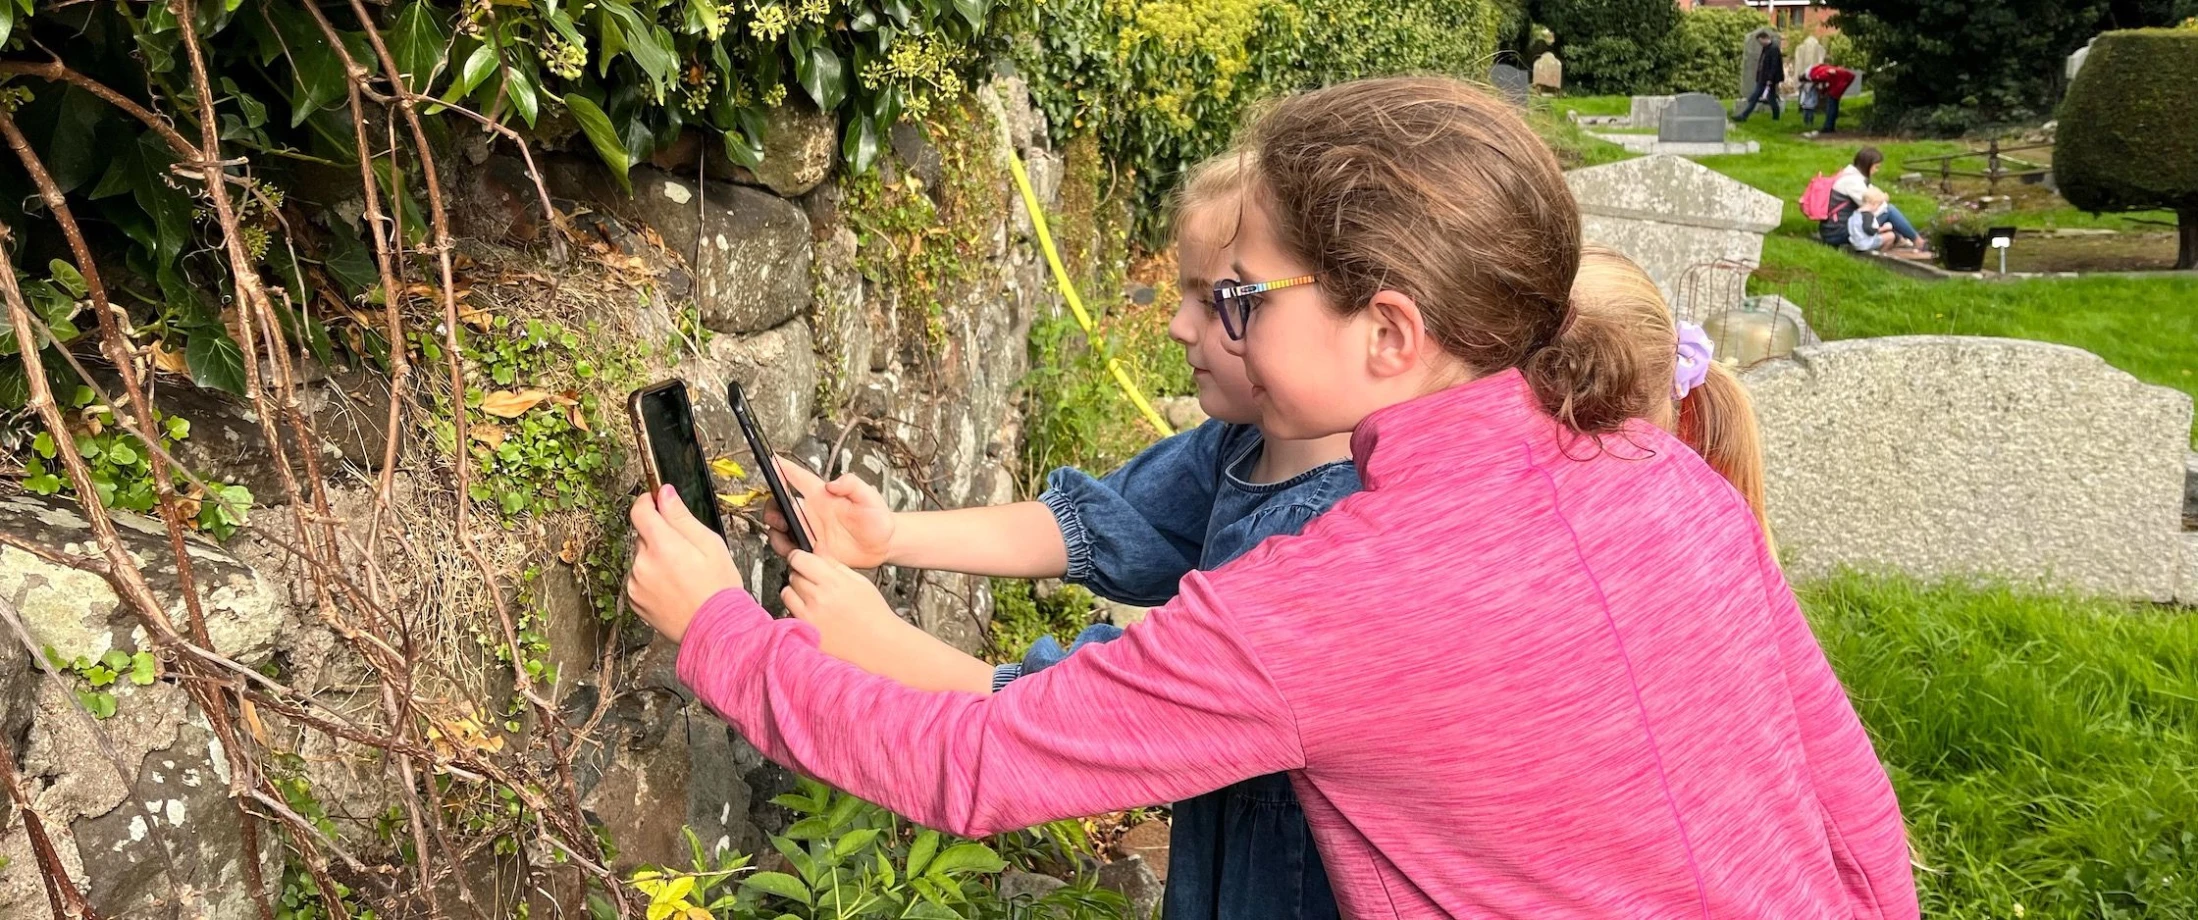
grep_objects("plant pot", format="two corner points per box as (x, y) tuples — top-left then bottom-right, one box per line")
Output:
(1939, 233), (1988, 272)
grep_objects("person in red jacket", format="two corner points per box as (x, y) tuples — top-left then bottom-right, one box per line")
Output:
(1807, 63), (1858, 134)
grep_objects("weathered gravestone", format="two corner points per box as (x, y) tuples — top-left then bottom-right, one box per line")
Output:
(1792, 35), (1826, 77)
(1566, 155), (1781, 305)
(1659, 93), (1729, 143)
(1739, 27), (1781, 98)
(1490, 63), (1529, 108)
(2067, 35), (2097, 83)
(1628, 94), (1677, 128)
(1532, 52), (1563, 92)
(1743, 337), (2196, 602)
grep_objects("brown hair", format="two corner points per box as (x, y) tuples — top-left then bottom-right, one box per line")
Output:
(1572, 246), (1769, 532)
(1244, 76), (1650, 435)
(1175, 151), (1254, 222)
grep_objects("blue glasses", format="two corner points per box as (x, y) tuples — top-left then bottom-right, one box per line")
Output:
(1211, 274), (1317, 340)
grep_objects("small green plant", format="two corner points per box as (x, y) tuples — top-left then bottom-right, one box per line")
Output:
(16, 385), (254, 538)
(986, 580), (1098, 664)
(448, 316), (621, 523)
(617, 780), (1128, 920)
(43, 646), (157, 719)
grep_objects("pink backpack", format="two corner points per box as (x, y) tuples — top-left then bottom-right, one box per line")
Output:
(1800, 173), (1836, 221)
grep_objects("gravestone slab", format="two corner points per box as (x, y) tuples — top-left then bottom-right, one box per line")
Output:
(2067, 36), (2096, 82)
(1628, 95), (1677, 128)
(1740, 27), (1781, 98)
(1490, 63), (1529, 109)
(1532, 53), (1563, 91)
(1743, 337), (2193, 601)
(1843, 70), (1864, 98)
(1659, 92), (1728, 143)
(1792, 35), (1826, 77)
(1565, 154), (1782, 306)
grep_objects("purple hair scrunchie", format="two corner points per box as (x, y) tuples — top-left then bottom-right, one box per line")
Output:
(1673, 321), (1714, 401)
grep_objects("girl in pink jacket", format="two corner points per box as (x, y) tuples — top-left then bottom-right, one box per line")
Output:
(625, 75), (1919, 919)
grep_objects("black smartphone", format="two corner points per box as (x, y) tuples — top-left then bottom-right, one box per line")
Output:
(727, 381), (815, 554)
(627, 379), (726, 537)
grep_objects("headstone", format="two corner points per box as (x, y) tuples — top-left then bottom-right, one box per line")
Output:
(1792, 35), (1826, 77)
(1490, 63), (1530, 108)
(1628, 95), (1677, 128)
(1658, 92), (1729, 143)
(2066, 36), (2096, 83)
(1842, 70), (1864, 98)
(1742, 337), (2195, 602)
(1564, 154), (1782, 305)
(1739, 27), (1781, 99)
(1532, 52), (1563, 92)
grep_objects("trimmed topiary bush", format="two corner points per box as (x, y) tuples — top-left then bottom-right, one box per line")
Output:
(2055, 28), (2198, 269)
(1670, 7), (1766, 97)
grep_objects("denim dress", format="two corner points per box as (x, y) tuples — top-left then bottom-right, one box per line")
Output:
(991, 421), (1358, 920)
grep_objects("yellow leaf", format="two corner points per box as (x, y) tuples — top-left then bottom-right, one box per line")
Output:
(710, 457), (747, 480)
(481, 389), (551, 418)
(664, 877), (695, 902)
(150, 342), (190, 375)
(647, 903), (675, 920)
(717, 488), (768, 510)
(682, 907), (713, 920)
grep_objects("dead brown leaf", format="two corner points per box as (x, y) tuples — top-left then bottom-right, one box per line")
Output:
(480, 389), (550, 418)
(470, 424), (508, 449)
(559, 536), (581, 565)
(149, 342), (190, 375)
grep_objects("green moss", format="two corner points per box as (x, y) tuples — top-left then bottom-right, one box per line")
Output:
(988, 579), (1101, 662)
(841, 97), (1007, 359)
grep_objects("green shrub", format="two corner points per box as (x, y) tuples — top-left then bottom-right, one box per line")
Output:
(1534, 0), (1680, 95)
(2054, 28), (2198, 269)
(1669, 7), (1764, 96)
(1008, 0), (1500, 239)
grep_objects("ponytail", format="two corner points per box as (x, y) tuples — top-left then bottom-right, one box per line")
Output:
(1678, 362), (1771, 537)
(1525, 283), (1663, 436)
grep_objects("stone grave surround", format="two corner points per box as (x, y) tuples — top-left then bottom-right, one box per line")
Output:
(1659, 92), (1729, 143)
(1564, 155), (1783, 306)
(1743, 336), (2198, 603)
(0, 75), (1072, 918)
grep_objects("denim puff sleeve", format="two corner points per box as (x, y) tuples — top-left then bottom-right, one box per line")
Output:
(1037, 421), (1232, 607)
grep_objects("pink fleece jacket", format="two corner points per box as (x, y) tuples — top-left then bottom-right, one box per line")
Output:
(677, 370), (1919, 919)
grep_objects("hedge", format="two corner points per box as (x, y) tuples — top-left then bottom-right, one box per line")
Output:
(2054, 28), (2198, 269)
(1670, 7), (1764, 97)
(1010, 0), (1502, 239)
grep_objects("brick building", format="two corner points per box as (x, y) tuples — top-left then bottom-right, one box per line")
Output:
(1680, 0), (1838, 32)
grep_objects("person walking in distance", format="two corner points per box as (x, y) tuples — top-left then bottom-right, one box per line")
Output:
(1733, 32), (1785, 122)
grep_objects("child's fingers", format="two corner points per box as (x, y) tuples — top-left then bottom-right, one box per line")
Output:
(780, 585), (809, 620)
(786, 549), (830, 581)
(774, 456), (829, 501)
(765, 528), (796, 558)
(828, 474), (889, 510)
(628, 490), (676, 549)
(655, 485), (722, 550)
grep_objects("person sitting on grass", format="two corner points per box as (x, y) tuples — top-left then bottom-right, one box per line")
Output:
(1849, 189), (1930, 258)
(1823, 147), (1933, 257)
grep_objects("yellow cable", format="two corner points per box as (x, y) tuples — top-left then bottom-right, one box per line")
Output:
(1005, 148), (1176, 438)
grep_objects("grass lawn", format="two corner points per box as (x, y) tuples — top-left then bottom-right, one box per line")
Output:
(1806, 575), (2198, 919)
(1547, 93), (2198, 439)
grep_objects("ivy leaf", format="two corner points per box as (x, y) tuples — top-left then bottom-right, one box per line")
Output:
(185, 327), (248, 395)
(130, 652), (158, 686)
(32, 432), (55, 459)
(951, 0), (990, 31)
(453, 42), (499, 100)
(797, 44), (846, 111)
(47, 260), (88, 300)
(44, 86), (107, 194)
(0, 1), (14, 49)
(562, 93), (631, 190)
(739, 872), (812, 907)
(92, 133), (191, 264)
(599, 0), (678, 91)
(722, 121), (765, 171)
(843, 113), (883, 174)
(503, 62), (541, 128)
(388, 2), (451, 95)
(101, 649), (132, 672)
(274, 14), (349, 127)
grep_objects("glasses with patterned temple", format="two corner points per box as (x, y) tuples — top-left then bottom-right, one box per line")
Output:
(1211, 274), (1317, 340)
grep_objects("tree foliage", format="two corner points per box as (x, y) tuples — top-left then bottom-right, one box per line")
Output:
(2054, 28), (2198, 269)
(1529, 0), (1682, 95)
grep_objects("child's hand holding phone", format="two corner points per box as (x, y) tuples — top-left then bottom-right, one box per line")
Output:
(764, 459), (897, 569)
(627, 484), (744, 643)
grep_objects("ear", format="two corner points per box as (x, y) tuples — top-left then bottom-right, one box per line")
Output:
(1362, 289), (1432, 379)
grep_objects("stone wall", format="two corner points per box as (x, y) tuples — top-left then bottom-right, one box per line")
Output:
(0, 76), (1083, 915)
(1743, 336), (2196, 602)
